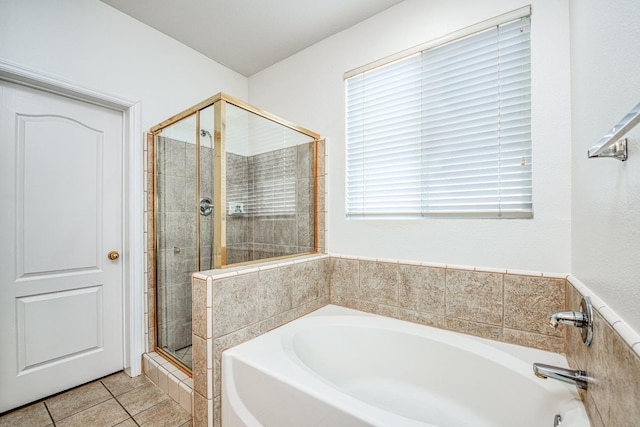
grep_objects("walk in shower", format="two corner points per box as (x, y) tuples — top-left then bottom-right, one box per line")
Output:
(151, 93), (320, 370)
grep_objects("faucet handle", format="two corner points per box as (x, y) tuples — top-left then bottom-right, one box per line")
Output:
(549, 297), (593, 346)
(549, 311), (588, 329)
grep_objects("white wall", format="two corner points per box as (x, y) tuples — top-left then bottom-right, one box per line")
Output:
(249, 0), (572, 273)
(5, 0), (636, 334)
(0, 0), (248, 130)
(570, 0), (640, 333)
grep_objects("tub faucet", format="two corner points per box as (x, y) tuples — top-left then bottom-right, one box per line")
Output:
(533, 363), (588, 389)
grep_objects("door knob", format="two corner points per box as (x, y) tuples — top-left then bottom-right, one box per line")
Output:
(108, 251), (120, 261)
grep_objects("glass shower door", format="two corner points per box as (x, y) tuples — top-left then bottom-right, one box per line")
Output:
(155, 114), (197, 369)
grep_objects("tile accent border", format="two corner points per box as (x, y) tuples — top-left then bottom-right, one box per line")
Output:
(567, 276), (640, 356)
(566, 276), (640, 427)
(329, 254), (568, 353)
(142, 352), (193, 416)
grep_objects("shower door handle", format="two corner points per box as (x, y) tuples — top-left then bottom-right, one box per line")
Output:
(107, 251), (120, 261)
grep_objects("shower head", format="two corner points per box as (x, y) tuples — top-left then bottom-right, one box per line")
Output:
(200, 129), (212, 138)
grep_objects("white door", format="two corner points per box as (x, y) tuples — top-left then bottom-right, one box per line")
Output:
(0, 81), (124, 412)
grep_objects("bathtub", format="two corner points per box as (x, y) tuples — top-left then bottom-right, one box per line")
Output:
(222, 305), (590, 427)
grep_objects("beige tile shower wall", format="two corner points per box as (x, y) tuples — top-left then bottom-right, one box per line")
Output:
(156, 136), (198, 351)
(191, 254), (330, 427)
(566, 279), (640, 427)
(330, 256), (567, 353)
(226, 139), (324, 263)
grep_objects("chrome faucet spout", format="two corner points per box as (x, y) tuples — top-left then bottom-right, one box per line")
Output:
(533, 363), (588, 389)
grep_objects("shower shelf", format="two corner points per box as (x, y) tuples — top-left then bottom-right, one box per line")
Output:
(588, 101), (640, 161)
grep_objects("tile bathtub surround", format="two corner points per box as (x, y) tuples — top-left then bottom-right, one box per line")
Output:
(566, 278), (640, 427)
(329, 256), (566, 353)
(182, 250), (639, 427)
(191, 254), (330, 427)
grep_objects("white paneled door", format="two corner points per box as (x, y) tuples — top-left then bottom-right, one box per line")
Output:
(0, 81), (124, 412)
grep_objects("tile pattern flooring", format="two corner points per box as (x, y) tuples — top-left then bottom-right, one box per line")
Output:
(0, 372), (191, 427)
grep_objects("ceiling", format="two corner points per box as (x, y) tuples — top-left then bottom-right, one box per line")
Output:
(101, 0), (405, 77)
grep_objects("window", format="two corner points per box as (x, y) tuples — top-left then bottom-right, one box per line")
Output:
(345, 13), (532, 218)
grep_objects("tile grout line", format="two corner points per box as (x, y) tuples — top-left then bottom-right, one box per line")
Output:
(100, 380), (140, 427)
(42, 379), (115, 426)
(43, 401), (56, 427)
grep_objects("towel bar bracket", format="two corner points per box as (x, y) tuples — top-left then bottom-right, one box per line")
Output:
(587, 138), (628, 161)
(587, 101), (640, 162)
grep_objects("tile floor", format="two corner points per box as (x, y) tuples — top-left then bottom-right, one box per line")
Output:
(0, 371), (191, 427)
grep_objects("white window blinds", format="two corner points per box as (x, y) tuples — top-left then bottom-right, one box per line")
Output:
(250, 147), (297, 216)
(346, 16), (531, 218)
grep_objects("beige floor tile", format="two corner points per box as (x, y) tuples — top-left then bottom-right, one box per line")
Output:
(56, 399), (129, 427)
(101, 371), (151, 396)
(116, 381), (169, 416)
(133, 399), (191, 427)
(114, 418), (138, 427)
(0, 402), (52, 427)
(45, 381), (112, 421)
(1, 372), (191, 427)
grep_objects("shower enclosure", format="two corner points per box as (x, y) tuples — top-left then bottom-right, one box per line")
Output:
(151, 93), (320, 370)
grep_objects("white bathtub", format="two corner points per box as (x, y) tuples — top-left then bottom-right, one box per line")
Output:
(222, 305), (590, 427)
